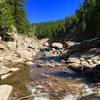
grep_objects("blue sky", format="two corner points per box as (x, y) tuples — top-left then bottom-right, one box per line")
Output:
(25, 0), (84, 23)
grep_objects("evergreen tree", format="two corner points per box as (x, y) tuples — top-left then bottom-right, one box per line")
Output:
(0, 0), (31, 40)
(0, 0), (15, 39)
(9, 0), (29, 34)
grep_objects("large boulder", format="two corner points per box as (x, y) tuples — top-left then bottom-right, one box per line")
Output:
(69, 38), (100, 53)
(0, 85), (13, 100)
(52, 42), (63, 49)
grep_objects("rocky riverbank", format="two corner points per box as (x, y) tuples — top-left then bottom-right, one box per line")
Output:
(64, 38), (100, 73)
(0, 31), (100, 100)
(0, 29), (44, 78)
(0, 31), (41, 99)
(26, 41), (100, 100)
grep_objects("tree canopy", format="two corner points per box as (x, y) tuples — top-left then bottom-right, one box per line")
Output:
(0, 0), (31, 40)
(0, 0), (100, 42)
(33, 0), (100, 42)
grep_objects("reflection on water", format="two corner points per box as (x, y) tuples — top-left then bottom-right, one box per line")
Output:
(52, 71), (82, 79)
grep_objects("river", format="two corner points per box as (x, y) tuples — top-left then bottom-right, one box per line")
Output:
(0, 46), (100, 100)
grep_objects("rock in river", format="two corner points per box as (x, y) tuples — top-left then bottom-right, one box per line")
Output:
(0, 85), (13, 100)
(26, 61), (34, 66)
(52, 43), (63, 49)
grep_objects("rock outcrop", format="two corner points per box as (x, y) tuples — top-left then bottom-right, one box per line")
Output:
(0, 31), (40, 99)
(65, 38), (100, 72)
(0, 31), (40, 81)
(0, 32), (40, 64)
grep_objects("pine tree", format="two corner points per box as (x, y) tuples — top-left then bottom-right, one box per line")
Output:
(9, 0), (29, 34)
(0, 0), (15, 39)
(0, 0), (31, 39)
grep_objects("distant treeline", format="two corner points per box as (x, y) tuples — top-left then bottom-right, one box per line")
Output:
(32, 20), (66, 39)
(33, 0), (100, 41)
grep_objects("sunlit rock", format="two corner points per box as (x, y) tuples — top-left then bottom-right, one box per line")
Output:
(0, 85), (13, 100)
(52, 43), (63, 49)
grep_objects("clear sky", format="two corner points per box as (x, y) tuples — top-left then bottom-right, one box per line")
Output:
(25, 0), (84, 23)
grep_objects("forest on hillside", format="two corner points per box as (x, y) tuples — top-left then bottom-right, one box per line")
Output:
(0, 0), (33, 40)
(0, 0), (100, 42)
(33, 0), (100, 42)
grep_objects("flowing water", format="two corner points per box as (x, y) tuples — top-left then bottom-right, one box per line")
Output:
(28, 48), (96, 100)
(0, 47), (100, 100)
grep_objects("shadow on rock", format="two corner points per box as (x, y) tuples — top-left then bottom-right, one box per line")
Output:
(83, 65), (100, 83)
(38, 55), (63, 62)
